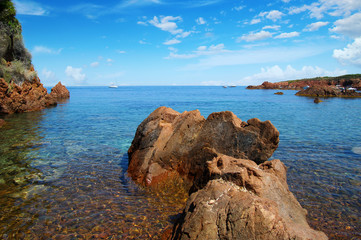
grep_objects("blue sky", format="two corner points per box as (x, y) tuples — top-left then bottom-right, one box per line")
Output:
(13, 0), (361, 86)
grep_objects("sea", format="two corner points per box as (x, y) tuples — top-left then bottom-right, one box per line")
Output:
(0, 86), (360, 239)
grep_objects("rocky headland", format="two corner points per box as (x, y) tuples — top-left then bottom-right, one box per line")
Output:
(128, 107), (327, 240)
(0, 0), (69, 114)
(247, 74), (361, 91)
(295, 85), (361, 98)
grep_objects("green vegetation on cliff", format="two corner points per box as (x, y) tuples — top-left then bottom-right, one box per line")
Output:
(0, 0), (35, 85)
(285, 74), (361, 84)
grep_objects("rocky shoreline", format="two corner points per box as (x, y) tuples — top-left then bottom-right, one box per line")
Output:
(0, 1), (70, 114)
(128, 107), (328, 240)
(246, 75), (361, 91)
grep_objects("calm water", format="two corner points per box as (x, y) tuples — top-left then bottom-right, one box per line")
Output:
(0, 86), (360, 239)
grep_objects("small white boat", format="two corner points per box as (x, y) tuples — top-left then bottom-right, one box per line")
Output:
(223, 86), (228, 88)
(109, 83), (118, 88)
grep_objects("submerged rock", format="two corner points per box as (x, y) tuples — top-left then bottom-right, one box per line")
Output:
(128, 107), (279, 188)
(274, 92), (284, 95)
(314, 97), (323, 103)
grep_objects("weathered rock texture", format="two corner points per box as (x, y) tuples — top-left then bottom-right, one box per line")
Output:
(128, 107), (279, 188)
(296, 85), (361, 98)
(0, 119), (5, 127)
(129, 107), (328, 240)
(0, 78), (70, 114)
(247, 74), (361, 91)
(50, 81), (70, 100)
(169, 156), (327, 240)
(0, 1), (70, 114)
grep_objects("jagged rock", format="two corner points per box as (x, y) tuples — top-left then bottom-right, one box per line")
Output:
(50, 81), (70, 100)
(167, 156), (328, 240)
(0, 77), (57, 114)
(296, 86), (361, 98)
(128, 107), (279, 188)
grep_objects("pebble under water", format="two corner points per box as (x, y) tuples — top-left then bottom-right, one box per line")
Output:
(0, 86), (360, 239)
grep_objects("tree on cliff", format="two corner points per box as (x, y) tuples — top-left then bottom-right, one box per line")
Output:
(0, 0), (34, 85)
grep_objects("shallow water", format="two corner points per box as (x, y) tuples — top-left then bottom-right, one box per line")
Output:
(0, 86), (360, 239)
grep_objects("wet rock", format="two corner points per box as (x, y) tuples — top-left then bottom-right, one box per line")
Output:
(50, 81), (70, 100)
(274, 92), (284, 95)
(128, 107), (279, 187)
(168, 156), (328, 240)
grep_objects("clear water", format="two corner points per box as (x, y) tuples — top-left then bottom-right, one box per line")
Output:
(0, 87), (360, 239)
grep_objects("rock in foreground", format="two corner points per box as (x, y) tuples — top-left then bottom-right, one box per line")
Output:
(128, 107), (279, 188)
(129, 107), (328, 240)
(167, 155), (327, 240)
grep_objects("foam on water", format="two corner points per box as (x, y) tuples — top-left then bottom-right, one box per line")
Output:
(352, 146), (361, 155)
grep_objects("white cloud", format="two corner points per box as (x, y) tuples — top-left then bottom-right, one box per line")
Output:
(333, 37), (361, 66)
(13, 0), (49, 16)
(90, 62), (99, 67)
(330, 12), (361, 38)
(263, 25), (281, 30)
(164, 39), (181, 45)
(149, 16), (183, 35)
(137, 21), (148, 26)
(237, 30), (273, 42)
(196, 17), (206, 25)
(250, 18), (261, 24)
(260, 10), (285, 22)
(182, 45), (328, 70)
(32, 46), (62, 55)
(282, 0), (291, 3)
(233, 5), (245, 11)
(41, 68), (57, 81)
(304, 21), (329, 31)
(116, 50), (126, 54)
(240, 65), (347, 85)
(275, 31), (300, 39)
(165, 44), (228, 59)
(289, 0), (361, 19)
(107, 58), (113, 62)
(65, 66), (86, 82)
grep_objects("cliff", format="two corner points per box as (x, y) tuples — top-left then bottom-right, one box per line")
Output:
(247, 74), (361, 90)
(0, 0), (69, 114)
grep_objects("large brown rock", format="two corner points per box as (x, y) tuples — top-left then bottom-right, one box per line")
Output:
(50, 81), (70, 100)
(167, 156), (328, 240)
(128, 107), (279, 188)
(0, 77), (62, 114)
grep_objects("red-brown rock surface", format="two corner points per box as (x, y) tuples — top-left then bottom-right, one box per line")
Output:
(0, 78), (70, 114)
(296, 85), (361, 98)
(50, 81), (70, 100)
(128, 107), (279, 188)
(0, 119), (5, 127)
(130, 107), (328, 240)
(167, 156), (327, 240)
(247, 75), (361, 91)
